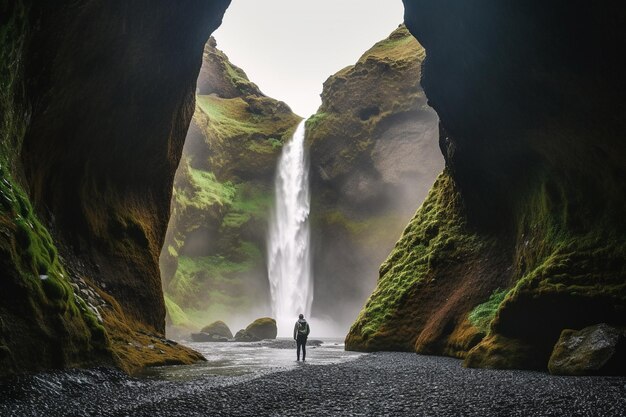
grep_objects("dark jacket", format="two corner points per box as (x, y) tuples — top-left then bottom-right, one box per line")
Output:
(293, 319), (310, 340)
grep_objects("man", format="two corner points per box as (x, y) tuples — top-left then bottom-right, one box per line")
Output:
(293, 314), (310, 361)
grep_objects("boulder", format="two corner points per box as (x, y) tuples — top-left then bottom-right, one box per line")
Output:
(245, 317), (278, 341)
(234, 329), (255, 342)
(200, 320), (233, 339)
(234, 318), (278, 342)
(548, 323), (626, 376)
(191, 332), (229, 343)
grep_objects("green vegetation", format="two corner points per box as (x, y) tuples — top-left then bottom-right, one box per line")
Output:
(347, 172), (483, 345)
(465, 159), (626, 368)
(164, 295), (194, 328)
(350, 25), (423, 69)
(0, 2), (109, 376)
(196, 95), (300, 145)
(468, 289), (508, 334)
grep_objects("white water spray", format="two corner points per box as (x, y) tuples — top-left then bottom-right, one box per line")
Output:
(267, 120), (312, 336)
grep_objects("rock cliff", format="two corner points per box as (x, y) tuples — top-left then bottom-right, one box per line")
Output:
(307, 25), (442, 328)
(160, 38), (301, 333)
(347, 0), (626, 371)
(1, 0), (230, 376)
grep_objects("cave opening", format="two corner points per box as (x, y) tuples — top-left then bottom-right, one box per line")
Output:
(159, 0), (444, 341)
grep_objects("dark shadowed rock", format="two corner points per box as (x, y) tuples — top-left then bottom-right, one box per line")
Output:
(548, 324), (626, 376)
(191, 332), (229, 343)
(201, 321), (233, 339)
(234, 329), (255, 342)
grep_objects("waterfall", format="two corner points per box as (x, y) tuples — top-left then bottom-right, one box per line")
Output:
(267, 120), (312, 336)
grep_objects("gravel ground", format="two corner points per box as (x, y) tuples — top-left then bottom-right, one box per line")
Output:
(1, 352), (625, 417)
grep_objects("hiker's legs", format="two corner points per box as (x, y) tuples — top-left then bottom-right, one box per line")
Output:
(296, 339), (302, 360)
(302, 338), (306, 361)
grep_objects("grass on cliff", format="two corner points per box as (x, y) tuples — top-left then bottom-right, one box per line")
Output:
(167, 241), (261, 308)
(196, 95), (299, 146)
(174, 166), (236, 210)
(467, 288), (508, 334)
(353, 24), (423, 67)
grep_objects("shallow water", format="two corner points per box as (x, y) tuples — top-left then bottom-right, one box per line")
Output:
(138, 338), (362, 381)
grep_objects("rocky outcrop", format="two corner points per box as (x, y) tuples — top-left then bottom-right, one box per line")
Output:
(307, 25), (442, 327)
(347, 0), (626, 372)
(1, 0), (230, 377)
(548, 324), (626, 376)
(160, 38), (301, 332)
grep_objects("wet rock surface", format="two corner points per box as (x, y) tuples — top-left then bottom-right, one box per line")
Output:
(1, 352), (624, 417)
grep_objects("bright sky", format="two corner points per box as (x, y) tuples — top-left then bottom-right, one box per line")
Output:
(213, 0), (405, 118)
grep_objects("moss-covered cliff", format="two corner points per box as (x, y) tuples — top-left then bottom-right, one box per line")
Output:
(160, 38), (301, 333)
(1, 0), (230, 377)
(347, 1), (626, 371)
(307, 25), (443, 327)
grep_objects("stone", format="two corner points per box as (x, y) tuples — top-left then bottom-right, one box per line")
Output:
(234, 329), (255, 342)
(245, 317), (278, 341)
(548, 323), (626, 376)
(191, 332), (229, 343)
(200, 320), (233, 339)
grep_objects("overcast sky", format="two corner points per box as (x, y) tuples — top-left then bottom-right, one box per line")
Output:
(212, 0), (405, 117)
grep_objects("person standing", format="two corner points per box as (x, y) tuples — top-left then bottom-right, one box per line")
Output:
(293, 314), (310, 361)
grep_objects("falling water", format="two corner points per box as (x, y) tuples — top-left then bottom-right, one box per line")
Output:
(267, 120), (312, 336)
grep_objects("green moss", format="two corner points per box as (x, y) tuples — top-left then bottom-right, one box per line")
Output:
(346, 171), (494, 351)
(355, 24), (424, 65)
(366, 173), (476, 332)
(175, 166), (236, 210)
(164, 295), (194, 328)
(468, 288), (508, 334)
(196, 95), (299, 144)
(305, 112), (328, 132)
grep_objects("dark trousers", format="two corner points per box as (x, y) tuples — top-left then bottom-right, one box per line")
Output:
(296, 335), (307, 360)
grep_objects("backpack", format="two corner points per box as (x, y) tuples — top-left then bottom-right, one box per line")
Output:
(297, 321), (308, 335)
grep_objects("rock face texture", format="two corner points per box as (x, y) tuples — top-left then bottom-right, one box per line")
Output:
(0, 0), (230, 376)
(548, 324), (626, 376)
(306, 25), (442, 328)
(347, 0), (626, 372)
(160, 38), (301, 333)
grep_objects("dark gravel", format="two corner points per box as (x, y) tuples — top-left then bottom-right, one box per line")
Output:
(1, 352), (625, 417)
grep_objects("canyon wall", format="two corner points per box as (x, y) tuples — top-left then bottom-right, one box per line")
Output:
(0, 0), (230, 376)
(307, 25), (442, 329)
(347, 0), (626, 370)
(160, 38), (301, 334)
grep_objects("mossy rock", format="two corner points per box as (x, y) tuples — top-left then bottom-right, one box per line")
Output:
(234, 329), (255, 342)
(244, 317), (277, 341)
(547, 324), (626, 376)
(200, 320), (233, 339)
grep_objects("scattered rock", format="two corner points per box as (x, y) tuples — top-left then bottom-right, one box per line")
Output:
(200, 321), (233, 339)
(548, 323), (626, 376)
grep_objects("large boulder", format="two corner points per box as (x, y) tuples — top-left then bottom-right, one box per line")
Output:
(246, 317), (278, 340)
(548, 324), (626, 376)
(234, 318), (278, 342)
(201, 321), (233, 339)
